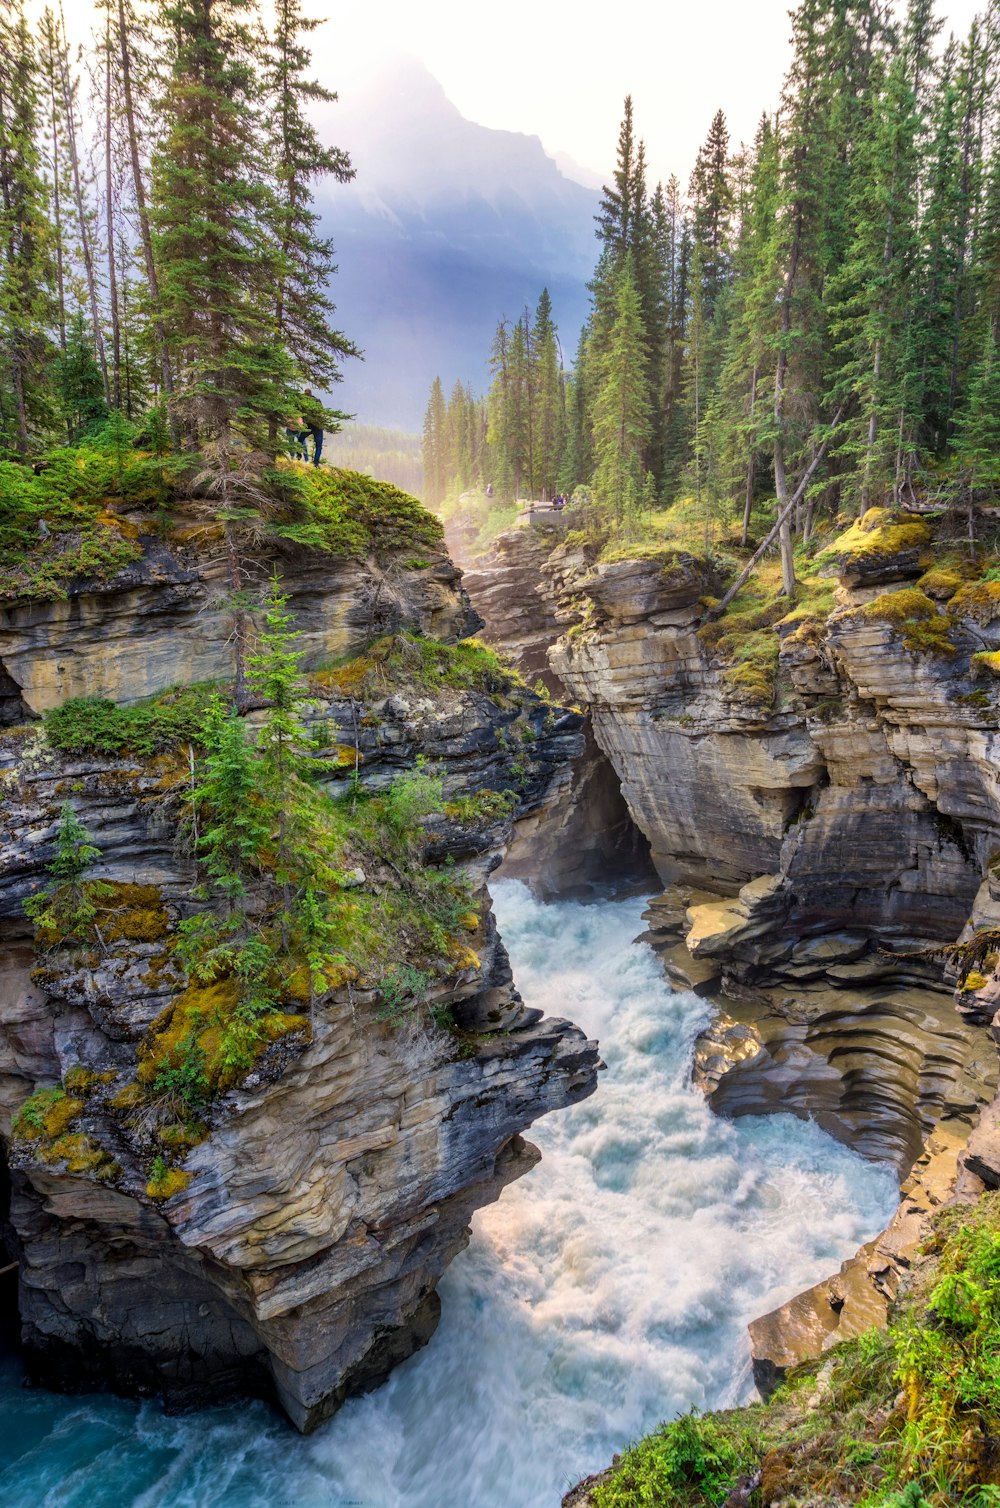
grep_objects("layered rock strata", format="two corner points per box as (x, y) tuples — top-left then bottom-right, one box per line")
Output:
(447, 518), (657, 898)
(0, 532), (599, 1430)
(536, 533), (1000, 1400)
(0, 503), (480, 715)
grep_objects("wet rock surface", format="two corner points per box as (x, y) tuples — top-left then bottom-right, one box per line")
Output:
(0, 545), (600, 1430)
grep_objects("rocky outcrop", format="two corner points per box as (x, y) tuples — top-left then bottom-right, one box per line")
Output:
(545, 546), (1000, 940)
(0, 536), (600, 1430)
(0, 505), (481, 716)
(446, 519), (657, 898)
(532, 529), (1000, 1428)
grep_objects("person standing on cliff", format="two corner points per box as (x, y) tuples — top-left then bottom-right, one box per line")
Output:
(300, 389), (329, 466)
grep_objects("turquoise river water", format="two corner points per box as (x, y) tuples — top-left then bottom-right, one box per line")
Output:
(0, 881), (899, 1508)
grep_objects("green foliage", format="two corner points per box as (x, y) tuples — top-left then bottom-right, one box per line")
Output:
(593, 1411), (755, 1507)
(276, 465), (444, 556)
(0, 449), (145, 600)
(23, 802), (114, 948)
(311, 632), (524, 702)
(43, 686), (217, 757)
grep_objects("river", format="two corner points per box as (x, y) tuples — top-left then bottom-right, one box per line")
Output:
(0, 881), (898, 1508)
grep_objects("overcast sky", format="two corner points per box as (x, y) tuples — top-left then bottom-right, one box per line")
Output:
(51, 0), (988, 188)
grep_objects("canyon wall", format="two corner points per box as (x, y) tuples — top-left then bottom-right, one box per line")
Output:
(0, 521), (599, 1430)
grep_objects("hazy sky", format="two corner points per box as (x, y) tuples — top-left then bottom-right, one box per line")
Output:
(325, 0), (983, 184)
(51, 0), (987, 188)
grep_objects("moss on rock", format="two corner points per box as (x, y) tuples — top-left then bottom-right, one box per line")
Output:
(850, 588), (956, 655)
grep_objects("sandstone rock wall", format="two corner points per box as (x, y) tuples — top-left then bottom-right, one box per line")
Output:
(545, 548), (1000, 952)
(0, 508), (480, 715)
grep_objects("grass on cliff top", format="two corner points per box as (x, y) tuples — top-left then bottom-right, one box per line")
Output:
(0, 423), (443, 602)
(308, 632), (527, 703)
(696, 557), (837, 711)
(591, 1192), (1000, 1508)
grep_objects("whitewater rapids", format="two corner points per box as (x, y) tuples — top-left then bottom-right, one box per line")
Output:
(0, 882), (898, 1508)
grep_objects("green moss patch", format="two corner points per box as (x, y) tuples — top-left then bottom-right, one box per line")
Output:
(12, 1085), (85, 1141)
(816, 508), (933, 575)
(949, 577), (1000, 625)
(274, 464), (444, 558)
(850, 588), (956, 655)
(136, 979), (310, 1105)
(146, 1157), (192, 1202)
(309, 633), (524, 702)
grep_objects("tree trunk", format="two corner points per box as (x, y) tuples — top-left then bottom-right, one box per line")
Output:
(104, 22), (121, 409)
(741, 364), (757, 546)
(59, 17), (110, 404)
(709, 407), (843, 620)
(774, 219), (801, 596)
(116, 0), (172, 396)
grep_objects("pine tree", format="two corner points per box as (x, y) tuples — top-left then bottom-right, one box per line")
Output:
(0, 2), (58, 455)
(23, 803), (114, 946)
(268, 0), (358, 398)
(421, 375), (447, 504)
(190, 696), (272, 908)
(591, 255), (651, 541)
(151, 0), (296, 706)
(151, 0), (292, 455)
(688, 109), (734, 318)
(531, 289), (563, 499)
(56, 309), (109, 439)
(247, 572), (308, 925)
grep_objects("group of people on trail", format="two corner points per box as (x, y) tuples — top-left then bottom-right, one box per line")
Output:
(285, 389), (330, 466)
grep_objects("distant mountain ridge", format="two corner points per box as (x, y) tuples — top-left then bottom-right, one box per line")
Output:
(314, 60), (598, 429)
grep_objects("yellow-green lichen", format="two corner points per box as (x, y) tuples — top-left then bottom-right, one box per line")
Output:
(948, 577), (1000, 626)
(12, 1086), (85, 1142)
(972, 650), (1000, 677)
(817, 507), (932, 572)
(41, 1132), (120, 1179)
(63, 1066), (117, 1096)
(97, 882), (170, 944)
(137, 978), (309, 1102)
(146, 1163), (192, 1201)
(917, 565), (966, 600)
(853, 587), (956, 655)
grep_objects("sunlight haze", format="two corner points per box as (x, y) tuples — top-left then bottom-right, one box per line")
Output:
(46, 0), (987, 186)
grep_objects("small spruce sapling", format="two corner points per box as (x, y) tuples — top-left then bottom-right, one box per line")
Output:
(24, 802), (114, 947)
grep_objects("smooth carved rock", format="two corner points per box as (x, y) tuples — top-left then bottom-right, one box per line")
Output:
(447, 522), (657, 898)
(0, 552), (600, 1429)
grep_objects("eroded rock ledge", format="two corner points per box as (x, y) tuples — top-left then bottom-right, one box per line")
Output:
(0, 529), (599, 1430)
(533, 525), (1000, 1401)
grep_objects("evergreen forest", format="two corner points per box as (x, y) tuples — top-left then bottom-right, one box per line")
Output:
(0, 0), (358, 653)
(422, 0), (1000, 594)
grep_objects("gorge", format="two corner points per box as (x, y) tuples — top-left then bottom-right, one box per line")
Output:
(4, 472), (1000, 1506)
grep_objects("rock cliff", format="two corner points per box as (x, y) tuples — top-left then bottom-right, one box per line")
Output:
(445, 516), (657, 898)
(457, 513), (1000, 1408)
(0, 514), (600, 1431)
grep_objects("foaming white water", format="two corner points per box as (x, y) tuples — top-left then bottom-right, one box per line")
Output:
(0, 884), (898, 1508)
